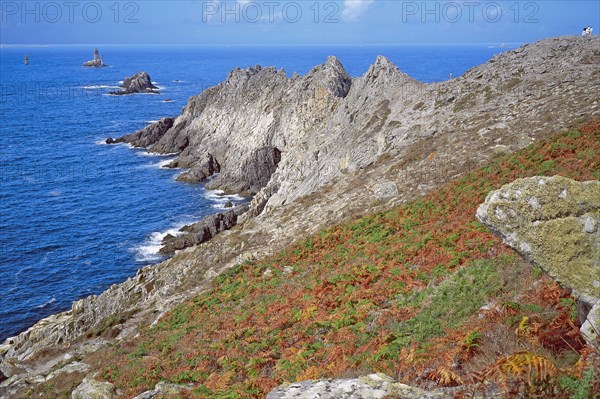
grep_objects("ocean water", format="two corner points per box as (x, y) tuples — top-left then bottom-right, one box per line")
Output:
(0, 44), (508, 341)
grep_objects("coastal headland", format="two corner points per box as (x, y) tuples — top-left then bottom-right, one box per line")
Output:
(1, 36), (599, 398)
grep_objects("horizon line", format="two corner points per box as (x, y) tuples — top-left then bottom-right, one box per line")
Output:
(0, 42), (525, 48)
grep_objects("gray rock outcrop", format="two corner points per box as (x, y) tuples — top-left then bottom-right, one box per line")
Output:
(131, 381), (190, 399)
(83, 59), (105, 67)
(477, 176), (600, 344)
(172, 152), (221, 183)
(267, 373), (461, 399)
(160, 204), (249, 255)
(109, 72), (159, 95)
(71, 377), (116, 399)
(114, 56), (353, 196)
(106, 117), (174, 146)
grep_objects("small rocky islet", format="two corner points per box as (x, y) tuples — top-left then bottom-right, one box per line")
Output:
(1, 36), (599, 398)
(109, 72), (160, 96)
(83, 48), (107, 67)
(81, 47), (159, 95)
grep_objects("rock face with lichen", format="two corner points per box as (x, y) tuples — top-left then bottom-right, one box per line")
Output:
(477, 175), (600, 344)
(71, 377), (116, 399)
(266, 373), (462, 399)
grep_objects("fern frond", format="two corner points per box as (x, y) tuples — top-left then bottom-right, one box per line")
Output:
(481, 351), (559, 385)
(434, 366), (464, 386)
(501, 352), (558, 381)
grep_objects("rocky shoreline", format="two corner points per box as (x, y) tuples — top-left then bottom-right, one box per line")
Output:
(159, 204), (249, 255)
(1, 36), (599, 398)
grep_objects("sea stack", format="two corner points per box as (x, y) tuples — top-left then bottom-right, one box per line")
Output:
(24, 55), (28, 65)
(83, 48), (107, 67)
(109, 72), (160, 95)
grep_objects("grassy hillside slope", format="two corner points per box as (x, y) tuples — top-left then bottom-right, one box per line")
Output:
(78, 118), (599, 398)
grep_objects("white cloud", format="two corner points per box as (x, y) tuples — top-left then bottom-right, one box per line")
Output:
(341, 0), (375, 21)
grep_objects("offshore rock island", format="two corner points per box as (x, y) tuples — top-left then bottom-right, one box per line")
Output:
(1, 36), (599, 398)
(83, 48), (107, 67)
(108, 72), (160, 96)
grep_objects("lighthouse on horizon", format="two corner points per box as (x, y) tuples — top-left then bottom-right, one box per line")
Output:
(83, 48), (107, 67)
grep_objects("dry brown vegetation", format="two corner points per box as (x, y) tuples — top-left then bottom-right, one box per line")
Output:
(68, 119), (599, 398)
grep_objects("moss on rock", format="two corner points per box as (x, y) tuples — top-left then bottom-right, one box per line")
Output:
(477, 175), (599, 344)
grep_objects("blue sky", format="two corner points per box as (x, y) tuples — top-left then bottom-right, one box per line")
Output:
(1, 1), (598, 45)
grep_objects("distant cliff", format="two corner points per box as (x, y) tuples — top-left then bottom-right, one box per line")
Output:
(112, 36), (600, 221)
(2, 36), (599, 398)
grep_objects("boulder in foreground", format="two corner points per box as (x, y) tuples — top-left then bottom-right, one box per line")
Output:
(267, 373), (459, 399)
(71, 377), (116, 399)
(477, 175), (600, 344)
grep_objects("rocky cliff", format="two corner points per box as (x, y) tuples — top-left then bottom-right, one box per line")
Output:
(1, 36), (599, 397)
(112, 37), (599, 214)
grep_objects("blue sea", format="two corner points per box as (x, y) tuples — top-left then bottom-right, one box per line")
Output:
(0, 44), (509, 341)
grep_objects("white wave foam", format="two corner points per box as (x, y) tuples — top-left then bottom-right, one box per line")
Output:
(204, 189), (245, 209)
(133, 224), (186, 262)
(133, 195), (249, 263)
(81, 85), (119, 90)
(137, 158), (175, 169)
(146, 120), (159, 124)
(105, 142), (134, 148)
(136, 151), (158, 157)
(36, 297), (56, 309)
(136, 150), (177, 158)
(157, 159), (175, 168)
